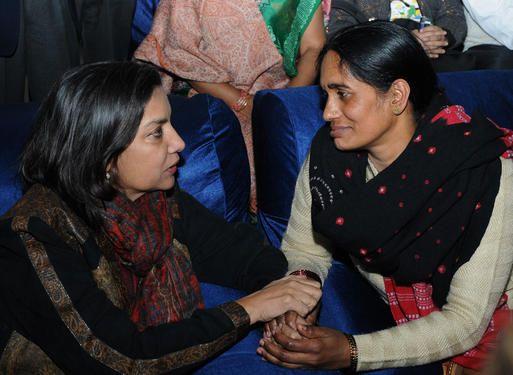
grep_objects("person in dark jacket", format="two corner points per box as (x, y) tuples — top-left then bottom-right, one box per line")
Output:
(328, 0), (467, 64)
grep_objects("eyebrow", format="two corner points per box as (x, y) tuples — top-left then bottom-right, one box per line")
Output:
(143, 118), (168, 128)
(327, 83), (349, 90)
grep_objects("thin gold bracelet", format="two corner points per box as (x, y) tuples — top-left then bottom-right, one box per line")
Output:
(231, 90), (249, 112)
(344, 333), (358, 372)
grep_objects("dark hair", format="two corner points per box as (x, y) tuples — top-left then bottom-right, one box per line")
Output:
(319, 20), (438, 116)
(20, 61), (162, 230)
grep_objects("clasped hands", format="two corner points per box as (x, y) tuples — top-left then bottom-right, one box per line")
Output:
(257, 295), (351, 370)
(412, 25), (449, 59)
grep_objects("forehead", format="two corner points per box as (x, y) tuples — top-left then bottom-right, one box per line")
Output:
(320, 51), (352, 87)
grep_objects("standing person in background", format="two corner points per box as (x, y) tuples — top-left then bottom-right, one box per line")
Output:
(135, 0), (327, 212)
(461, 0), (513, 70)
(327, 0), (466, 68)
(0, 0), (135, 103)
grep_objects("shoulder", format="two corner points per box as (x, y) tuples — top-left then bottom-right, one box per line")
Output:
(1, 185), (92, 251)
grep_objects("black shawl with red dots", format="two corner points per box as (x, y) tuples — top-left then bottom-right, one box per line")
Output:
(309, 93), (510, 307)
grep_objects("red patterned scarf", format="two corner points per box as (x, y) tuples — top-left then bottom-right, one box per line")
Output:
(385, 278), (512, 370)
(103, 191), (204, 330)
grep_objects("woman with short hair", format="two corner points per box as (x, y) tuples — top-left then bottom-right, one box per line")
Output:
(0, 61), (321, 373)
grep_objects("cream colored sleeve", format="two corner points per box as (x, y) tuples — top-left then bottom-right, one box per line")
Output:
(355, 159), (513, 371)
(281, 154), (333, 282)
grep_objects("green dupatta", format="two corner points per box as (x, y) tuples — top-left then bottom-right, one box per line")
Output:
(259, 0), (321, 77)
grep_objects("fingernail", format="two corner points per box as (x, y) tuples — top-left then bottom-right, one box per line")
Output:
(259, 339), (265, 346)
(257, 348), (263, 355)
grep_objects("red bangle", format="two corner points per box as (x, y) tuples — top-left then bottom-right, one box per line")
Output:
(231, 90), (249, 112)
(290, 269), (322, 285)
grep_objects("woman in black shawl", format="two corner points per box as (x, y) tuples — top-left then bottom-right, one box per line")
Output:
(259, 21), (513, 373)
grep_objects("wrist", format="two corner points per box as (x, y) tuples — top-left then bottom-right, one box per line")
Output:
(343, 333), (358, 372)
(231, 90), (250, 112)
(236, 295), (258, 325)
(290, 269), (322, 286)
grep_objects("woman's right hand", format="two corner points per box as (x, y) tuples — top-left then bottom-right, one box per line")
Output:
(236, 275), (322, 325)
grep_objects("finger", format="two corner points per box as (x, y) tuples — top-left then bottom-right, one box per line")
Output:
(297, 323), (332, 340)
(419, 30), (446, 39)
(297, 315), (310, 326)
(278, 321), (302, 340)
(419, 35), (446, 45)
(283, 286), (322, 312)
(426, 47), (445, 55)
(268, 319), (278, 335)
(287, 275), (322, 289)
(424, 40), (448, 49)
(261, 337), (316, 366)
(263, 322), (272, 338)
(257, 346), (305, 369)
(286, 293), (320, 317)
(418, 33), (447, 45)
(273, 329), (323, 354)
(421, 26), (446, 35)
(284, 311), (299, 330)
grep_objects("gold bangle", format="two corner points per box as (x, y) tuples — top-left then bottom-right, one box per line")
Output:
(231, 90), (249, 112)
(344, 333), (358, 372)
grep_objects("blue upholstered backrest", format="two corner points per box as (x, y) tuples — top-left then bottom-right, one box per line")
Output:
(254, 70), (513, 248)
(131, 0), (160, 46)
(438, 70), (513, 129)
(170, 95), (249, 223)
(0, 103), (39, 213)
(0, 95), (249, 223)
(0, 0), (20, 57)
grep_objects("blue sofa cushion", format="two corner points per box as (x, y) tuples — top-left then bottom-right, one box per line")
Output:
(0, 95), (249, 224)
(255, 70), (513, 248)
(253, 86), (325, 247)
(170, 94), (249, 223)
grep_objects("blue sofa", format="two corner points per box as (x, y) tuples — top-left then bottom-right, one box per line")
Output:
(2, 70), (513, 374)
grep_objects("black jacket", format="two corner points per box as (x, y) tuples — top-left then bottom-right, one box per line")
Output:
(0, 185), (287, 374)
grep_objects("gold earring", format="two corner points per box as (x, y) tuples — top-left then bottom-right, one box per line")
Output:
(393, 107), (402, 115)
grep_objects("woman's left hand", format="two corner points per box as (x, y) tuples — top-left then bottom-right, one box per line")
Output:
(257, 323), (350, 369)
